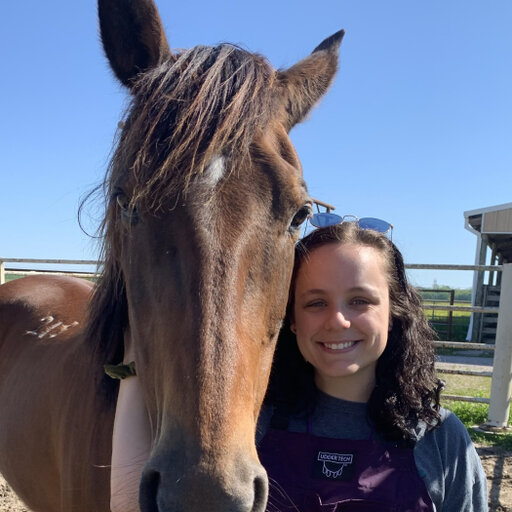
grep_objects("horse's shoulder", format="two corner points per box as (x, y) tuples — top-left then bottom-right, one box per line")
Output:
(0, 275), (93, 329)
(0, 274), (93, 301)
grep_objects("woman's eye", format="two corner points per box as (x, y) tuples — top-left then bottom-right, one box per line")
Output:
(306, 300), (326, 308)
(351, 298), (370, 306)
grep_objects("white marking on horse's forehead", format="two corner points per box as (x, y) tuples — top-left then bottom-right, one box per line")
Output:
(25, 316), (79, 340)
(201, 155), (226, 187)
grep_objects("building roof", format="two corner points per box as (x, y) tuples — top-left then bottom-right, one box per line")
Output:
(464, 202), (512, 263)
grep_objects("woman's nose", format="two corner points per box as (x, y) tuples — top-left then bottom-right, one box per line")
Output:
(326, 309), (351, 330)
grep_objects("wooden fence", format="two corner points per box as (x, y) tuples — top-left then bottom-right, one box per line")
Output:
(1, 258), (511, 429)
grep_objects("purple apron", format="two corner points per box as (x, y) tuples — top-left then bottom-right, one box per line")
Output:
(258, 420), (435, 512)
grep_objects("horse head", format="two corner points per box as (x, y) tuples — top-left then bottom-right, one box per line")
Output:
(92, 1), (343, 510)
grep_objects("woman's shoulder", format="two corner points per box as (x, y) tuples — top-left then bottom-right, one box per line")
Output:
(414, 408), (488, 511)
(423, 407), (470, 443)
(410, 407), (466, 443)
(413, 407), (478, 486)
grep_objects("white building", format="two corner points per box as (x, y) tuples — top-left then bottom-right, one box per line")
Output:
(464, 202), (512, 342)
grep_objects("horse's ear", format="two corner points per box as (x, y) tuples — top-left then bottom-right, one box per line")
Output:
(98, 0), (171, 88)
(276, 30), (345, 132)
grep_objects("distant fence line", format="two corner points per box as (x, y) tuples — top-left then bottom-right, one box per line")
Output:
(1, 257), (510, 430)
(0, 258), (99, 283)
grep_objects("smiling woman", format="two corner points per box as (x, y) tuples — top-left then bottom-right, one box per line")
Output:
(290, 242), (391, 403)
(259, 221), (488, 511)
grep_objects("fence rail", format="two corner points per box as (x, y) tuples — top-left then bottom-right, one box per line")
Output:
(1, 257), (511, 429)
(3, 269), (99, 279)
(427, 304), (498, 313)
(0, 257), (99, 284)
(434, 341), (494, 351)
(436, 366), (493, 378)
(406, 263), (503, 271)
(442, 395), (491, 404)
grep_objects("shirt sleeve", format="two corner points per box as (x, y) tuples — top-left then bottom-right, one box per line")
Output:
(414, 409), (488, 512)
(256, 404), (274, 445)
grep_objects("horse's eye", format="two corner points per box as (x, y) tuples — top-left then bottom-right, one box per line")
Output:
(115, 191), (139, 224)
(289, 203), (313, 232)
(116, 193), (129, 210)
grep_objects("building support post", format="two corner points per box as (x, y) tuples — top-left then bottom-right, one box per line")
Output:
(486, 263), (512, 429)
(471, 235), (488, 342)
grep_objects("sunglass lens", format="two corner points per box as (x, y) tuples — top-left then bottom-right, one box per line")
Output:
(310, 212), (343, 228)
(358, 217), (391, 233)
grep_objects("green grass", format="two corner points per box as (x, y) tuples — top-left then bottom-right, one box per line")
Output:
(441, 373), (491, 397)
(422, 300), (472, 314)
(429, 315), (470, 341)
(442, 401), (512, 450)
(4, 274), (22, 283)
(440, 373), (512, 449)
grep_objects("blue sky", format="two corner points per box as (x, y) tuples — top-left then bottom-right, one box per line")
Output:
(1, 1), (511, 288)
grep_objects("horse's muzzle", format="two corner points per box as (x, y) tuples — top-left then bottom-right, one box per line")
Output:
(139, 451), (268, 512)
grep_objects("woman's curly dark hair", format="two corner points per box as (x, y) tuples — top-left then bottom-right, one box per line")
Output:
(265, 222), (443, 442)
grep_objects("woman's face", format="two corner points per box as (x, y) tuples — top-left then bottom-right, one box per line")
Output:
(291, 242), (390, 402)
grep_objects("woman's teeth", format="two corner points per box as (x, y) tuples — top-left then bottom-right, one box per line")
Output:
(322, 340), (356, 350)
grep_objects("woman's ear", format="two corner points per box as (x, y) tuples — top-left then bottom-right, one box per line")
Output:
(290, 320), (296, 334)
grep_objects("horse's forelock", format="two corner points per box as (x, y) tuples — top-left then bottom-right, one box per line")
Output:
(111, 44), (277, 212)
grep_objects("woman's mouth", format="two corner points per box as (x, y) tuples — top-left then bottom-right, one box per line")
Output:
(320, 340), (358, 351)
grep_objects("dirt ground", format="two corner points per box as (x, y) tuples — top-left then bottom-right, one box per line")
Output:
(0, 479), (28, 512)
(476, 444), (512, 512)
(1, 445), (510, 511)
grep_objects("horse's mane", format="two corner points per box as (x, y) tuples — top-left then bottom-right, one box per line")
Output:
(84, 44), (277, 391)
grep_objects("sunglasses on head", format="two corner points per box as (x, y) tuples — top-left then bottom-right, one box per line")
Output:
(307, 213), (393, 239)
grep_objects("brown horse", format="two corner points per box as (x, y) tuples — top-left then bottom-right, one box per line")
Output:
(0, 1), (343, 510)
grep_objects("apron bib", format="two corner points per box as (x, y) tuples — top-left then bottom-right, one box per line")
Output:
(258, 425), (434, 512)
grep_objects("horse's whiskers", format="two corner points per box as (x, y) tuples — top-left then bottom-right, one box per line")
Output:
(267, 477), (302, 512)
(110, 453), (151, 471)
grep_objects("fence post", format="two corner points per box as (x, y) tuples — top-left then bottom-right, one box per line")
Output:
(0, 260), (5, 285)
(486, 263), (512, 428)
(470, 237), (487, 342)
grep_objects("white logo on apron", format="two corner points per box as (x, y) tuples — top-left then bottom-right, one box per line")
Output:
(317, 451), (353, 478)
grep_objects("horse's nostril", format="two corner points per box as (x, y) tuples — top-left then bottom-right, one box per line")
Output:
(139, 455), (268, 512)
(252, 469), (269, 512)
(139, 469), (160, 512)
